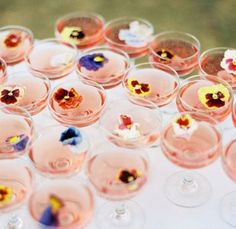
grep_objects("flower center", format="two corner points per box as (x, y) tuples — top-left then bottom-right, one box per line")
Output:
(212, 93), (219, 100)
(8, 91), (13, 96)
(94, 56), (104, 62)
(63, 95), (70, 100)
(233, 60), (236, 66)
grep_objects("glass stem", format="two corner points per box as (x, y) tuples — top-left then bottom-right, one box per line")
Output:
(113, 203), (130, 224)
(180, 174), (198, 193)
(6, 215), (23, 229)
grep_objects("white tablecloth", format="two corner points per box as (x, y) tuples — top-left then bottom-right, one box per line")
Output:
(1, 62), (235, 229)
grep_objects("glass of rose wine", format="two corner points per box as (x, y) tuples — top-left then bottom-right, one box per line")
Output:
(0, 25), (33, 65)
(104, 17), (154, 58)
(55, 12), (105, 49)
(87, 140), (149, 229)
(160, 111), (222, 207)
(28, 179), (94, 228)
(0, 105), (34, 159)
(0, 71), (50, 116)
(99, 99), (162, 148)
(76, 46), (130, 89)
(29, 125), (90, 178)
(25, 38), (77, 80)
(48, 80), (106, 127)
(176, 74), (234, 123)
(149, 31), (200, 77)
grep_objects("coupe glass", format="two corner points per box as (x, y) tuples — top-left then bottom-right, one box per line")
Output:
(161, 111), (222, 207)
(87, 140), (149, 229)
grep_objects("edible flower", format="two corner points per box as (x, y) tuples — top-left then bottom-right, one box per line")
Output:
(4, 33), (22, 48)
(53, 88), (83, 109)
(156, 49), (174, 60)
(220, 49), (236, 74)
(79, 53), (108, 71)
(0, 185), (13, 205)
(127, 78), (151, 96)
(198, 84), (230, 109)
(59, 127), (82, 146)
(60, 26), (85, 45)
(5, 134), (29, 152)
(0, 86), (24, 105)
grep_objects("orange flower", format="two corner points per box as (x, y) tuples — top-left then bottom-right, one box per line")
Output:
(4, 33), (22, 48)
(53, 88), (83, 109)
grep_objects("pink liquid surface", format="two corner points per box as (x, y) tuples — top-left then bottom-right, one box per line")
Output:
(26, 41), (76, 80)
(29, 127), (88, 177)
(161, 121), (222, 169)
(77, 50), (129, 89)
(222, 140), (236, 182)
(125, 68), (178, 107)
(29, 182), (94, 228)
(149, 39), (199, 76)
(200, 53), (236, 89)
(49, 83), (105, 127)
(176, 80), (232, 122)
(0, 162), (33, 212)
(1, 74), (49, 115)
(87, 152), (148, 200)
(0, 29), (33, 65)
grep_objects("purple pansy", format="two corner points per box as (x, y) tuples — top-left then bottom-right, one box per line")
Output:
(59, 127), (82, 146)
(5, 134), (29, 152)
(79, 53), (108, 71)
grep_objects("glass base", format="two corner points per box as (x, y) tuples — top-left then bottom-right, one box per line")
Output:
(221, 191), (236, 227)
(165, 171), (211, 207)
(96, 200), (145, 229)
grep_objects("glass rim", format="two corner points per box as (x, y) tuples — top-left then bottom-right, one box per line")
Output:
(48, 79), (107, 121)
(177, 74), (234, 113)
(161, 111), (222, 156)
(103, 16), (154, 48)
(28, 178), (94, 228)
(0, 57), (7, 76)
(2, 70), (51, 110)
(122, 61), (180, 101)
(149, 30), (200, 61)
(99, 98), (162, 143)
(198, 46), (235, 75)
(24, 37), (78, 73)
(55, 11), (105, 40)
(76, 45), (131, 80)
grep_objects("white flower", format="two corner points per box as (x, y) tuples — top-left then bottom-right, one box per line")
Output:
(114, 123), (142, 140)
(50, 53), (74, 67)
(118, 21), (152, 47)
(220, 49), (236, 74)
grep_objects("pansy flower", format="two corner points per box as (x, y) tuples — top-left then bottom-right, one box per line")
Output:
(5, 134), (29, 152)
(59, 127), (82, 146)
(61, 26), (85, 45)
(118, 21), (152, 47)
(172, 114), (198, 136)
(39, 195), (64, 226)
(79, 53), (108, 71)
(0, 185), (13, 205)
(114, 114), (142, 140)
(156, 49), (174, 61)
(220, 49), (236, 75)
(127, 78), (151, 97)
(53, 88), (83, 109)
(4, 32), (22, 48)
(198, 84), (230, 109)
(0, 86), (24, 105)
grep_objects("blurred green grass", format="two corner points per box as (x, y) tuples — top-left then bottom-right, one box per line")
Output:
(0, 0), (235, 50)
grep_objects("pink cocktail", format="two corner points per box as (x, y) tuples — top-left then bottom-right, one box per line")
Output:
(100, 99), (162, 148)
(0, 159), (33, 213)
(149, 31), (200, 76)
(0, 25), (33, 65)
(0, 71), (50, 115)
(28, 180), (94, 228)
(104, 17), (154, 58)
(76, 46), (130, 89)
(0, 105), (34, 159)
(0, 57), (7, 83)
(55, 12), (104, 49)
(199, 47), (236, 90)
(123, 62), (179, 107)
(87, 141), (148, 229)
(161, 112), (222, 207)
(29, 125), (89, 178)
(176, 75), (233, 122)
(49, 80), (106, 127)
(25, 38), (77, 80)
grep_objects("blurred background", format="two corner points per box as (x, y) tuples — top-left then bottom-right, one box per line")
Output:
(0, 0), (235, 51)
